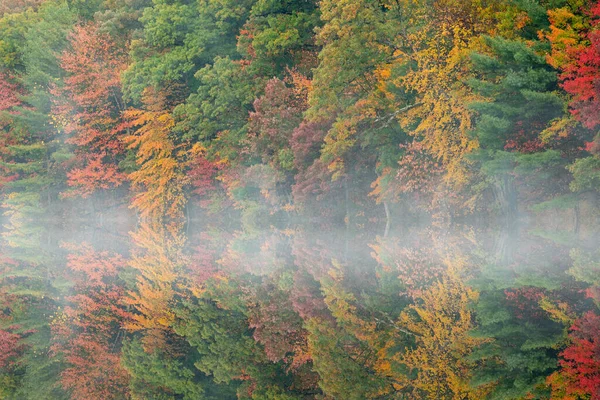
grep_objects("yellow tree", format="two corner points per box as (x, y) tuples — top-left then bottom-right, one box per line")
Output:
(124, 220), (189, 351)
(124, 88), (188, 220)
(385, 0), (504, 186)
(377, 256), (493, 399)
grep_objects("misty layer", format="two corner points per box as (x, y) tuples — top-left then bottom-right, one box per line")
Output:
(1, 219), (599, 399)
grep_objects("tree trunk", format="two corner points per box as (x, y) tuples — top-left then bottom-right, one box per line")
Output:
(494, 175), (518, 219)
(344, 177), (350, 227)
(383, 201), (390, 237)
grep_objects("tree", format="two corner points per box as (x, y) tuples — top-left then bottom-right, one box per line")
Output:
(306, 316), (391, 400)
(247, 282), (307, 364)
(51, 242), (131, 400)
(121, 337), (231, 400)
(0, 72), (22, 187)
(471, 287), (567, 398)
(546, 1), (600, 132)
(0, 328), (25, 369)
(124, 88), (188, 220)
(246, 78), (305, 172)
(124, 220), (187, 349)
(53, 22), (128, 198)
(544, 1), (600, 199)
(370, 141), (443, 210)
(122, 0), (254, 103)
(0, 1), (75, 209)
(173, 296), (270, 386)
(548, 311), (600, 400)
(0, 72), (20, 113)
(307, 0), (398, 187)
(382, 0), (502, 187)
(381, 257), (491, 399)
(467, 23), (574, 212)
(237, 0), (319, 78)
(173, 56), (259, 161)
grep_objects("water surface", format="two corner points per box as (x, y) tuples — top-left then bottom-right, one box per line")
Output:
(1, 217), (598, 399)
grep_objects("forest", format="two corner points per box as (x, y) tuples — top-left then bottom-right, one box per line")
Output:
(1, 0), (600, 399)
(0, 0), (599, 224)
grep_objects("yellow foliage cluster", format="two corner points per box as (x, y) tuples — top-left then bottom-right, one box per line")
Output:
(124, 221), (189, 351)
(124, 89), (189, 221)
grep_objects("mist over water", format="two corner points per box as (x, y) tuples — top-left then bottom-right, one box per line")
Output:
(1, 209), (598, 399)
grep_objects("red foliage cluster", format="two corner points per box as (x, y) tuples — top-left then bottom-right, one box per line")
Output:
(58, 338), (130, 400)
(395, 141), (443, 196)
(247, 78), (305, 164)
(504, 287), (546, 320)
(189, 156), (221, 196)
(550, 312), (600, 399)
(289, 270), (328, 321)
(292, 160), (338, 206)
(585, 287), (600, 303)
(290, 120), (329, 170)
(504, 134), (545, 154)
(0, 328), (25, 369)
(0, 73), (22, 186)
(247, 285), (307, 363)
(52, 244), (131, 399)
(503, 121), (547, 154)
(371, 141), (443, 206)
(559, 3), (600, 130)
(62, 242), (126, 285)
(54, 23), (128, 198)
(0, 73), (20, 113)
(187, 232), (226, 285)
(65, 155), (125, 197)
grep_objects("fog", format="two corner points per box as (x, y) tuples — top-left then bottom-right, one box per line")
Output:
(1, 206), (598, 398)
(1, 0), (600, 398)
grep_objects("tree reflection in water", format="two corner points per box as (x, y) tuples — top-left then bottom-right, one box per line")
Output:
(0, 219), (598, 400)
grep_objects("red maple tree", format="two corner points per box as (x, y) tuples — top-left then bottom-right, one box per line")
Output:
(549, 311), (600, 399)
(54, 23), (128, 198)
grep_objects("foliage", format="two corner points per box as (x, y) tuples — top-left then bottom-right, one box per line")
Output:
(53, 22), (128, 198)
(124, 88), (188, 220)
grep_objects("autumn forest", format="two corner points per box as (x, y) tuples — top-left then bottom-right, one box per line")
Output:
(1, 0), (600, 399)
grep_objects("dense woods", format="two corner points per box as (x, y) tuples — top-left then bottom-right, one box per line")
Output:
(0, 0), (599, 224)
(1, 0), (600, 399)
